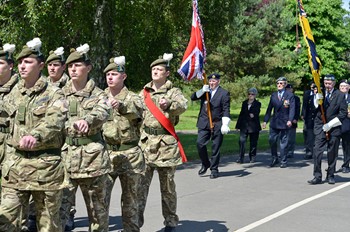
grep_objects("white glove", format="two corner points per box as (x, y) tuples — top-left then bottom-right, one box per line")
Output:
(314, 93), (324, 108)
(195, 85), (210, 98)
(221, 116), (231, 135)
(322, 117), (342, 132)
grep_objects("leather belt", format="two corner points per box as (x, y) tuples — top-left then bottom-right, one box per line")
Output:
(106, 141), (138, 151)
(144, 126), (169, 135)
(65, 133), (102, 146)
(15, 148), (61, 158)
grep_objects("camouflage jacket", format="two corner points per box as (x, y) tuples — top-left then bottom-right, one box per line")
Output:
(0, 74), (19, 167)
(139, 80), (187, 167)
(102, 86), (144, 173)
(48, 72), (69, 89)
(2, 76), (68, 190)
(102, 86), (143, 145)
(62, 79), (111, 178)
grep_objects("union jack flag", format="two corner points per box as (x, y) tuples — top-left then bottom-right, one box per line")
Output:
(177, 0), (206, 81)
(298, 0), (322, 93)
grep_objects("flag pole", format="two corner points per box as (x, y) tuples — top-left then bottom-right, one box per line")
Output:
(297, 0), (328, 139)
(203, 73), (214, 130)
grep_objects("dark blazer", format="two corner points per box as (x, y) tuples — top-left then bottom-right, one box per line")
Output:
(191, 86), (230, 130)
(301, 90), (312, 118)
(263, 90), (295, 130)
(301, 90), (317, 129)
(292, 95), (301, 128)
(314, 89), (347, 136)
(235, 99), (262, 133)
(341, 94), (350, 134)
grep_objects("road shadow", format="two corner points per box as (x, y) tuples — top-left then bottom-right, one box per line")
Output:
(177, 147), (316, 173)
(73, 215), (123, 232)
(152, 219), (229, 232)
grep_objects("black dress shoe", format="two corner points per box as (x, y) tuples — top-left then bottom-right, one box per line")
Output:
(327, 176), (335, 184)
(210, 171), (219, 179)
(269, 158), (279, 167)
(236, 158), (243, 164)
(198, 165), (209, 175)
(307, 177), (322, 185)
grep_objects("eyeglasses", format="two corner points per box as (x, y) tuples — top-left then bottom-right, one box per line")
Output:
(276, 82), (284, 85)
(248, 93), (256, 96)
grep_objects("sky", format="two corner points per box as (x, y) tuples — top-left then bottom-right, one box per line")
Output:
(343, 0), (349, 10)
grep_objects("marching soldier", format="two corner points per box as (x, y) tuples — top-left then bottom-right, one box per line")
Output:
(46, 47), (69, 88)
(0, 43), (18, 205)
(0, 38), (68, 231)
(26, 47), (73, 231)
(60, 44), (111, 231)
(102, 56), (144, 232)
(138, 53), (187, 232)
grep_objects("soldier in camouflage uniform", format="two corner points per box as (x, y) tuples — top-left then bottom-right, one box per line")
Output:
(0, 43), (18, 205)
(46, 47), (69, 88)
(138, 54), (187, 232)
(26, 47), (72, 232)
(102, 56), (144, 232)
(0, 38), (68, 232)
(61, 44), (111, 232)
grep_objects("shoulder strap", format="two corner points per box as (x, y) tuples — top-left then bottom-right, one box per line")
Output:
(143, 89), (187, 162)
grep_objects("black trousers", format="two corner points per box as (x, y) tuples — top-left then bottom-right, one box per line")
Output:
(197, 124), (223, 172)
(303, 128), (315, 156)
(239, 131), (259, 159)
(313, 132), (340, 179)
(341, 132), (350, 168)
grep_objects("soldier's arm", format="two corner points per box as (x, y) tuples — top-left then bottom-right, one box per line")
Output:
(29, 90), (67, 145)
(82, 92), (110, 130)
(165, 88), (188, 116)
(118, 93), (143, 121)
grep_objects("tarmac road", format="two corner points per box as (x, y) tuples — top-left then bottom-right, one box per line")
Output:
(72, 146), (350, 232)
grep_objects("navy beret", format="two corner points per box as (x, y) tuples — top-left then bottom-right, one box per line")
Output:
(208, 73), (220, 80)
(276, 76), (287, 82)
(324, 74), (335, 81)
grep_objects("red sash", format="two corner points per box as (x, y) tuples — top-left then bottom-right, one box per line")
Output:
(143, 89), (187, 162)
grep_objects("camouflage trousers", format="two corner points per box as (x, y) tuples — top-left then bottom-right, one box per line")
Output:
(61, 174), (109, 232)
(21, 186), (76, 231)
(60, 186), (76, 229)
(0, 186), (63, 232)
(105, 170), (142, 232)
(138, 165), (179, 228)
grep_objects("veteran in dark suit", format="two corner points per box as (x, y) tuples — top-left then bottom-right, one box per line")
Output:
(262, 77), (295, 168)
(301, 82), (317, 159)
(308, 74), (348, 185)
(285, 84), (300, 158)
(337, 79), (350, 173)
(235, 87), (261, 163)
(191, 73), (231, 179)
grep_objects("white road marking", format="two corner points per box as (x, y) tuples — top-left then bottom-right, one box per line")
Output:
(234, 182), (350, 232)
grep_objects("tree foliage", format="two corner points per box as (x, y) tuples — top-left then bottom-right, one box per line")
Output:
(0, 0), (349, 96)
